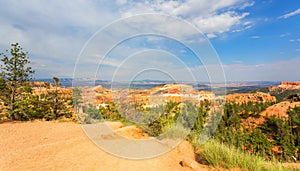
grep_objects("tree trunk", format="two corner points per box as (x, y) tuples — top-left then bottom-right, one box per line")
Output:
(10, 87), (16, 120)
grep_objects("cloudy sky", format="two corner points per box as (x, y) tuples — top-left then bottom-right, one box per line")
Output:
(0, 0), (299, 82)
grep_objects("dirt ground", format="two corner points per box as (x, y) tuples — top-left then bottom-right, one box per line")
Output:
(0, 121), (208, 171)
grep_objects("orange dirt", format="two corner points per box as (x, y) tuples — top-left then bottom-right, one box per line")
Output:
(115, 125), (149, 139)
(261, 101), (300, 118)
(0, 121), (209, 171)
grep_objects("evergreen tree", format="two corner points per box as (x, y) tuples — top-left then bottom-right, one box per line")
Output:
(11, 84), (43, 121)
(72, 87), (82, 114)
(0, 43), (35, 120)
(0, 65), (10, 105)
(45, 76), (72, 120)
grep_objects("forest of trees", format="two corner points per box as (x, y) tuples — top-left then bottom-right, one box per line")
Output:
(213, 102), (299, 162)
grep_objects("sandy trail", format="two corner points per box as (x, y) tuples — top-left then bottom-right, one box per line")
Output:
(0, 121), (208, 171)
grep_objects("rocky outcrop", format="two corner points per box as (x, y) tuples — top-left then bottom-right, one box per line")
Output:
(226, 92), (276, 104)
(269, 81), (300, 91)
(180, 157), (205, 171)
(280, 81), (300, 86)
(91, 84), (216, 108)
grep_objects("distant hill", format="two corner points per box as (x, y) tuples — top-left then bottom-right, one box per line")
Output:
(35, 78), (279, 94)
(37, 78), (298, 101)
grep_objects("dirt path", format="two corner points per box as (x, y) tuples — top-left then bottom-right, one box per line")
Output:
(0, 121), (208, 171)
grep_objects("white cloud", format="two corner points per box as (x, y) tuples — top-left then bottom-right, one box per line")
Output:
(279, 8), (300, 19)
(118, 0), (254, 37)
(0, 0), (119, 78)
(223, 57), (300, 81)
(250, 36), (260, 39)
(96, 56), (121, 68)
(97, 49), (199, 82)
(232, 20), (253, 33)
(116, 0), (127, 6)
(280, 33), (290, 37)
(0, 0), (255, 79)
(239, 1), (255, 9)
(192, 12), (249, 34)
(289, 38), (300, 42)
(206, 33), (217, 39)
(189, 57), (300, 82)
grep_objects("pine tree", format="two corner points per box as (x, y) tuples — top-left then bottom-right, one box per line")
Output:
(44, 76), (72, 120)
(0, 43), (35, 120)
(72, 88), (82, 113)
(0, 65), (10, 104)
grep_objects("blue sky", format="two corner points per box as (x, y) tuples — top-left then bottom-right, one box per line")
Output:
(0, 0), (299, 82)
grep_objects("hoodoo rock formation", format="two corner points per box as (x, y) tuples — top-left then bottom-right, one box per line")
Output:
(88, 84), (216, 109)
(269, 81), (300, 91)
(226, 92), (276, 104)
(280, 81), (300, 86)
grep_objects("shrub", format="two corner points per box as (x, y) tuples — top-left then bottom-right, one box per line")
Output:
(197, 139), (289, 171)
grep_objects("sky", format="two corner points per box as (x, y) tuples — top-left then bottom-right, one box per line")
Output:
(0, 0), (300, 82)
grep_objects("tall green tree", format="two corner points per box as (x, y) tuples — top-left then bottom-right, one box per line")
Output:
(72, 87), (82, 113)
(52, 76), (62, 119)
(0, 43), (35, 120)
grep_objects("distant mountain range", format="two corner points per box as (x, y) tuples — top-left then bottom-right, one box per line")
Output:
(35, 78), (281, 95)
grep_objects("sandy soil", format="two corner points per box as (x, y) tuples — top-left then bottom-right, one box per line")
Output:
(0, 121), (208, 171)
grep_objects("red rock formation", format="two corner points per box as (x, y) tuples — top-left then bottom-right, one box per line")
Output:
(226, 92), (276, 104)
(280, 81), (300, 86)
(269, 81), (300, 91)
(91, 84), (216, 107)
